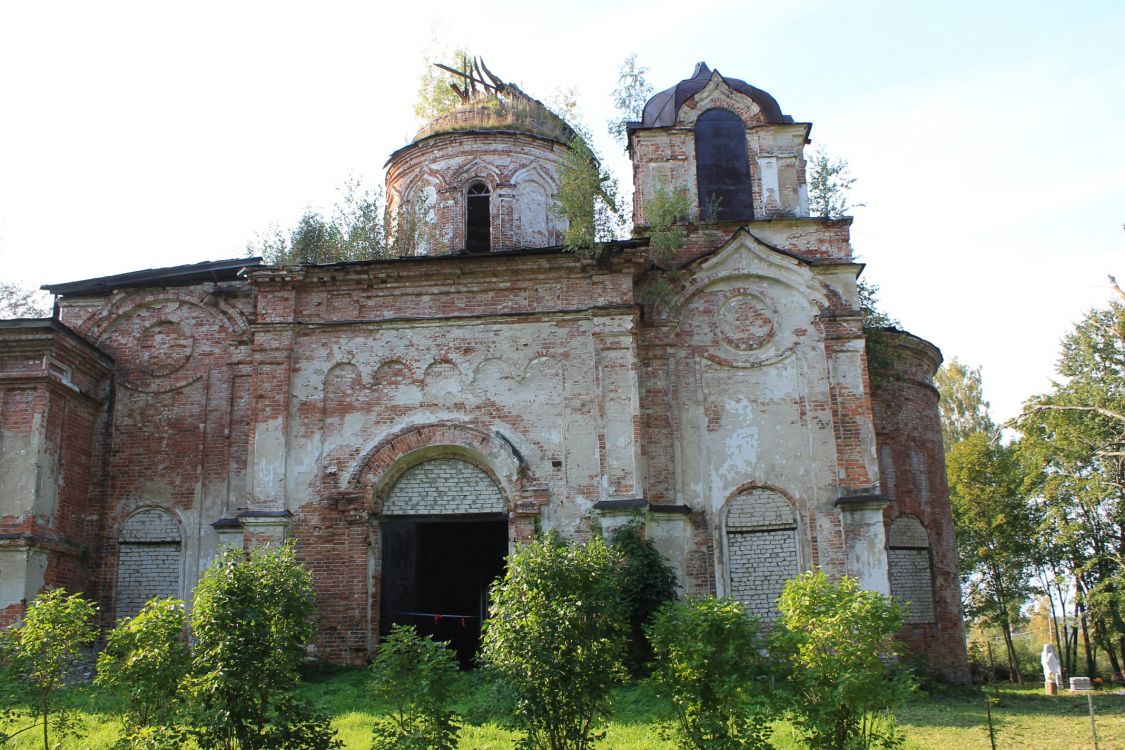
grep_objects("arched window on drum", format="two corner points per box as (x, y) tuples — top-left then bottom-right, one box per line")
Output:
(465, 182), (491, 253)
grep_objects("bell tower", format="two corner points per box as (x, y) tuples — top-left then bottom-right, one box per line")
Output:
(627, 63), (812, 228)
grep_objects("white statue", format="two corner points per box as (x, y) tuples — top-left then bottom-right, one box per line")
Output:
(1041, 643), (1062, 686)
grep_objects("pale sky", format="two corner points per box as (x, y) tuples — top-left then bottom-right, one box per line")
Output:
(1, 0), (1121, 422)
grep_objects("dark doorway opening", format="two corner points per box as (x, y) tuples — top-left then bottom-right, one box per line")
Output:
(465, 182), (491, 253)
(380, 517), (508, 668)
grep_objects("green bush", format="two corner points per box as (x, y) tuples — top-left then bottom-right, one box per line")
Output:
(609, 520), (678, 675)
(648, 596), (772, 750)
(773, 570), (912, 750)
(481, 532), (627, 750)
(186, 543), (341, 750)
(369, 624), (461, 750)
(0, 587), (98, 750)
(96, 597), (191, 750)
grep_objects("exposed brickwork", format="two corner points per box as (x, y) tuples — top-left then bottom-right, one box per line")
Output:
(728, 529), (798, 623)
(0, 321), (112, 622)
(724, 488), (799, 623)
(889, 548), (936, 624)
(115, 544), (181, 620)
(119, 508), (180, 542)
(872, 332), (970, 683)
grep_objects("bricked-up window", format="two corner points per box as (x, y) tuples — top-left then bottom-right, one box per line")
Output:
(382, 458), (505, 515)
(695, 108), (753, 221)
(888, 515), (936, 624)
(465, 182), (491, 253)
(724, 488), (799, 623)
(116, 507), (182, 621)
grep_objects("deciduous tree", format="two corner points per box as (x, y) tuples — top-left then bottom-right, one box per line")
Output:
(649, 596), (772, 750)
(935, 358), (996, 450)
(946, 433), (1037, 682)
(0, 588), (97, 750)
(96, 597), (191, 750)
(806, 146), (864, 219)
(0, 281), (49, 319)
(607, 54), (652, 149)
(1017, 297), (1125, 679)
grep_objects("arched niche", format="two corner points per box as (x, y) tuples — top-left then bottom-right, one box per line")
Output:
(887, 514), (936, 624)
(115, 507), (183, 620)
(723, 487), (800, 623)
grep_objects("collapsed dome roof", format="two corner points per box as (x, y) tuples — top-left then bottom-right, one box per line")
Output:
(640, 62), (794, 128)
(413, 93), (578, 146)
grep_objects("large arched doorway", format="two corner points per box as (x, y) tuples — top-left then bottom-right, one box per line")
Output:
(378, 456), (508, 667)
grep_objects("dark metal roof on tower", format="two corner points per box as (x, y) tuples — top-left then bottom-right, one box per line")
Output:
(639, 62), (794, 128)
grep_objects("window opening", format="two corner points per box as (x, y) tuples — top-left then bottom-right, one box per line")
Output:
(695, 108), (753, 221)
(465, 182), (491, 253)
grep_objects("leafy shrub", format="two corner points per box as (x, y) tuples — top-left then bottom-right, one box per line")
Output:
(96, 597), (191, 749)
(481, 532), (627, 750)
(186, 543), (341, 750)
(773, 570), (911, 750)
(0, 587), (97, 750)
(648, 596), (772, 750)
(609, 520), (678, 674)
(643, 186), (691, 266)
(369, 624), (461, 750)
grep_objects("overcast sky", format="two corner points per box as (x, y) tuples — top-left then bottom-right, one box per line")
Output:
(1, 0), (1121, 422)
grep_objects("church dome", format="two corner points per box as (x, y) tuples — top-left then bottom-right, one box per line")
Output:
(413, 94), (577, 146)
(640, 62), (794, 128)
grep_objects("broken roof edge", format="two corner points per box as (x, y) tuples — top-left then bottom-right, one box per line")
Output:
(243, 238), (651, 277)
(44, 257), (263, 297)
(0, 317), (114, 364)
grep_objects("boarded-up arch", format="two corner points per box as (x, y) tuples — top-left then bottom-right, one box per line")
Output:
(116, 507), (182, 620)
(695, 108), (753, 221)
(888, 514), (935, 624)
(724, 488), (799, 623)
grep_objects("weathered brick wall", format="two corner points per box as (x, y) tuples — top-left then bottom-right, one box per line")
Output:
(728, 529), (798, 622)
(638, 225), (881, 596)
(57, 285), (255, 627)
(872, 331), (970, 683)
(0, 322), (112, 623)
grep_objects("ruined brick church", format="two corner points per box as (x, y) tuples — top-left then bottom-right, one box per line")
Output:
(0, 63), (968, 681)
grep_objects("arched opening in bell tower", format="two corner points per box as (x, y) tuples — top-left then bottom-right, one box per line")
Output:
(465, 182), (491, 253)
(695, 108), (753, 221)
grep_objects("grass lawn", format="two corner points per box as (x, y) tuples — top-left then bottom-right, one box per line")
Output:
(1, 671), (1122, 749)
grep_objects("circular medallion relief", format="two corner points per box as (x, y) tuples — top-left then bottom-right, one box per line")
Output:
(135, 321), (194, 377)
(717, 294), (775, 351)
